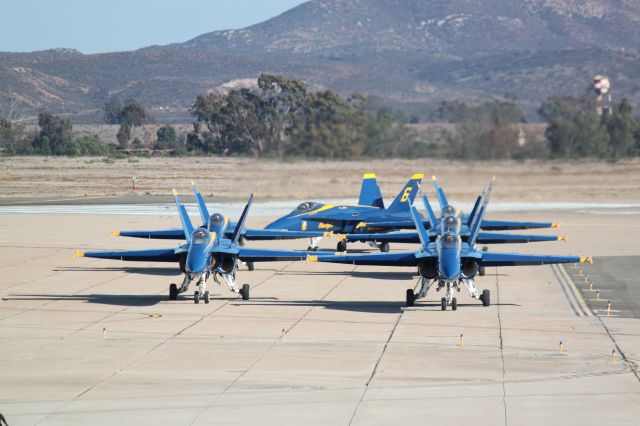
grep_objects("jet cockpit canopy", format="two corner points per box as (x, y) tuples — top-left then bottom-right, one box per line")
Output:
(293, 202), (324, 214)
(191, 228), (211, 245)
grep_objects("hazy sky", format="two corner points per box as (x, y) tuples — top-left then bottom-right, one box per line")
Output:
(1, 0), (306, 54)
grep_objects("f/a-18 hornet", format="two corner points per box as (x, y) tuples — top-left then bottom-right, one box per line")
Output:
(75, 191), (315, 303)
(307, 178), (591, 310)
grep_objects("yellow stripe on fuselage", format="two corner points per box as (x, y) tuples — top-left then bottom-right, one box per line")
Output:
(290, 203), (380, 218)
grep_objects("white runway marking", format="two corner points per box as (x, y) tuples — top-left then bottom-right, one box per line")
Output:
(1, 201), (640, 217)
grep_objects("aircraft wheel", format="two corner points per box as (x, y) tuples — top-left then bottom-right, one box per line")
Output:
(194, 291), (200, 304)
(241, 284), (250, 301)
(247, 261), (255, 271)
(441, 297), (447, 311)
(451, 297), (458, 311)
(481, 289), (490, 307)
(337, 240), (347, 252)
(380, 242), (390, 253)
(169, 284), (178, 300)
(203, 291), (210, 304)
(478, 266), (486, 276)
(405, 289), (415, 307)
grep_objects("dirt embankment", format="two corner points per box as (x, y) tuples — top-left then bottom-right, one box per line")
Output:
(1, 156), (639, 203)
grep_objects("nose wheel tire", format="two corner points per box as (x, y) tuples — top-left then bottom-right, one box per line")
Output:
(405, 289), (415, 307)
(441, 297), (447, 311)
(241, 284), (250, 301)
(169, 284), (178, 300)
(380, 242), (390, 252)
(203, 291), (210, 304)
(194, 291), (200, 304)
(481, 289), (490, 307)
(451, 297), (457, 311)
(337, 240), (347, 252)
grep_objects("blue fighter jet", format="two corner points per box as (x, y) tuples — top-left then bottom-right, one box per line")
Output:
(307, 180), (591, 310)
(343, 180), (566, 249)
(114, 182), (332, 250)
(74, 191), (316, 303)
(265, 174), (425, 252)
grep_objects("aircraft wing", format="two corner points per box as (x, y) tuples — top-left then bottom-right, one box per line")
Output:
(242, 229), (327, 240)
(75, 247), (186, 262)
(476, 232), (564, 244)
(345, 219), (432, 230)
(116, 228), (185, 240)
(236, 247), (318, 262)
(480, 220), (558, 230)
(346, 231), (562, 245)
(478, 252), (587, 267)
(346, 231), (422, 243)
(308, 251), (421, 267)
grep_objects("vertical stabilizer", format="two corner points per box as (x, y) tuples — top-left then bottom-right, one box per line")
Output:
(358, 173), (385, 209)
(173, 189), (194, 242)
(386, 174), (424, 213)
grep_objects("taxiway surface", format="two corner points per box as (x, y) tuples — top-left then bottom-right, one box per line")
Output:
(0, 210), (639, 425)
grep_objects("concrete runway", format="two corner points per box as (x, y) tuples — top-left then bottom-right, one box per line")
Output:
(1, 211), (639, 425)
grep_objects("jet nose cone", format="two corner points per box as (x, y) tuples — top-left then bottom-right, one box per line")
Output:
(186, 252), (208, 274)
(439, 255), (461, 280)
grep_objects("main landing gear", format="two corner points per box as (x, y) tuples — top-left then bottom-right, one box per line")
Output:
(307, 236), (322, 251)
(405, 276), (491, 310)
(337, 240), (348, 252)
(168, 270), (252, 303)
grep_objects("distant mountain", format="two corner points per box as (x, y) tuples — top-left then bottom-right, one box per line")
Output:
(2, 0), (639, 121)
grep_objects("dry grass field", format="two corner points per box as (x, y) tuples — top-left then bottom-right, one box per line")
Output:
(1, 156), (639, 203)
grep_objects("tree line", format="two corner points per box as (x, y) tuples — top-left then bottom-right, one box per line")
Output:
(185, 75), (421, 158)
(1, 74), (639, 159)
